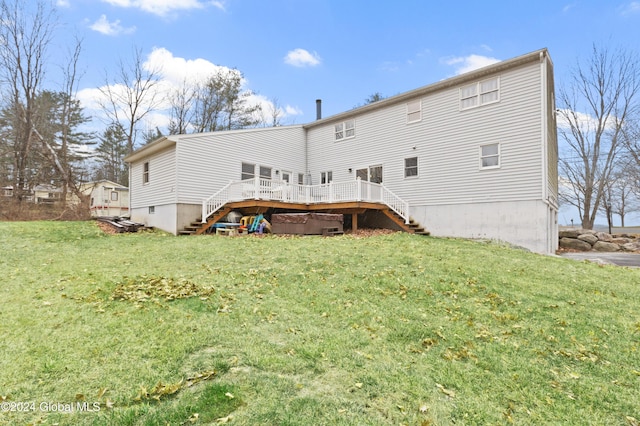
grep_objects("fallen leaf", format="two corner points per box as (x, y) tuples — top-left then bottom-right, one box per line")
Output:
(216, 414), (233, 423)
(225, 392), (234, 399)
(436, 383), (455, 398)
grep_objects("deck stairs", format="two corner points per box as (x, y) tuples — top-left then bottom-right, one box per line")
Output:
(178, 206), (233, 236)
(381, 209), (430, 236)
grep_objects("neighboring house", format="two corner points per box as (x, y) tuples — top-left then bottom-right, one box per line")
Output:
(33, 184), (63, 204)
(124, 48), (558, 253)
(78, 180), (130, 217)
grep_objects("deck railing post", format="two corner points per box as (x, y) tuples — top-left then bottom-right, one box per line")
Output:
(254, 177), (259, 200)
(329, 181), (334, 203)
(356, 177), (362, 201)
(201, 199), (207, 223)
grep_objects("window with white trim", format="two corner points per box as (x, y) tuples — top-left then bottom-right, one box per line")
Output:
(143, 162), (149, 184)
(460, 77), (500, 110)
(298, 173), (304, 185)
(407, 100), (421, 123)
(111, 191), (118, 201)
(480, 143), (500, 169)
(335, 119), (355, 141)
(404, 157), (418, 178)
(320, 171), (333, 184)
(259, 166), (272, 180)
(241, 162), (255, 180)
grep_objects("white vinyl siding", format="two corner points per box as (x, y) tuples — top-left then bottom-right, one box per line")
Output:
(130, 147), (176, 209)
(307, 60), (543, 205)
(175, 126), (306, 204)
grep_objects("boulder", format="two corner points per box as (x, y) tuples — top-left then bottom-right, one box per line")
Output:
(621, 242), (640, 252)
(594, 232), (613, 242)
(611, 237), (631, 245)
(592, 241), (620, 252)
(559, 229), (582, 239)
(577, 234), (598, 245)
(559, 237), (592, 251)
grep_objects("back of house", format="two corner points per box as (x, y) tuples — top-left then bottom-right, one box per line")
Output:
(125, 48), (558, 253)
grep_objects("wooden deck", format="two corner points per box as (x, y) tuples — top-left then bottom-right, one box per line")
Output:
(180, 199), (429, 236)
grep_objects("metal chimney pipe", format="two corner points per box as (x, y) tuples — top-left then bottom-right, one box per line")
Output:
(316, 99), (322, 120)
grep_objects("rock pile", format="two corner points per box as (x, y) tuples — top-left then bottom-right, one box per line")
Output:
(559, 229), (640, 252)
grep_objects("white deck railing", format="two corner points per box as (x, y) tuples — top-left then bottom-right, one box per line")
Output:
(202, 177), (409, 224)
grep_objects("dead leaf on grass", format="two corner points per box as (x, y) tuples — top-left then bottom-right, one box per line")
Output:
(436, 383), (456, 398)
(111, 275), (215, 303)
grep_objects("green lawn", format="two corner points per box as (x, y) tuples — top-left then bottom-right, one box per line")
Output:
(0, 221), (639, 425)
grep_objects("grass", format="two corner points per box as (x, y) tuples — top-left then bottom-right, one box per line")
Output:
(0, 221), (639, 425)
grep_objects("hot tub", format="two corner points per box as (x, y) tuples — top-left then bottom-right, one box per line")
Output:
(271, 213), (343, 235)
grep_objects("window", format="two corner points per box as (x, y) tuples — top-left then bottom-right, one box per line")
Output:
(280, 171), (291, 183)
(259, 166), (272, 180)
(111, 191), (119, 201)
(143, 162), (149, 184)
(460, 77), (500, 110)
(335, 119), (355, 141)
(356, 165), (383, 183)
(241, 162), (255, 180)
(480, 143), (500, 169)
(405, 157), (418, 178)
(149, 206), (155, 214)
(320, 171), (333, 184)
(407, 100), (421, 123)
(298, 173), (304, 185)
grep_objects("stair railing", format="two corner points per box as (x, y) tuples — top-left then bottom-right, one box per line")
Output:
(202, 177), (410, 224)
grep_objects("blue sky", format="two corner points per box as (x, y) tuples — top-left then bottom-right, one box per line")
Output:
(51, 0), (640, 225)
(55, 0), (640, 124)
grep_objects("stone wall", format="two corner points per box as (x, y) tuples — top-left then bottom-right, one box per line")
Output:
(559, 229), (640, 252)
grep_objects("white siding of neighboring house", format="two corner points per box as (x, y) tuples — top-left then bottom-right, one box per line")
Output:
(129, 145), (178, 232)
(306, 57), (554, 252)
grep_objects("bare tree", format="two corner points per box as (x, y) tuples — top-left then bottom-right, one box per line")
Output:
(0, 0), (56, 201)
(558, 44), (640, 229)
(167, 68), (261, 134)
(260, 97), (285, 127)
(98, 48), (164, 153)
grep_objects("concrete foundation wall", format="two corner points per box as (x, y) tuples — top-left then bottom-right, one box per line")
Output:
(410, 200), (556, 253)
(130, 204), (177, 234)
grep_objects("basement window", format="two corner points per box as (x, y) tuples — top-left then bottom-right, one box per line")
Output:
(149, 206), (155, 214)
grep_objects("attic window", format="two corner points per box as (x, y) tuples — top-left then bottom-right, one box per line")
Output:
(460, 77), (500, 110)
(407, 100), (422, 123)
(335, 119), (355, 141)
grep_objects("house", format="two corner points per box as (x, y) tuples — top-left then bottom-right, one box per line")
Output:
(77, 180), (130, 217)
(124, 48), (558, 253)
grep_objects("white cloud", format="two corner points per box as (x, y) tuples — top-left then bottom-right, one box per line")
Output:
(77, 47), (301, 134)
(100, 0), (217, 17)
(443, 54), (501, 75)
(56, 0), (70, 7)
(284, 48), (321, 67)
(89, 15), (136, 36)
(285, 105), (303, 116)
(620, 1), (640, 15)
(562, 2), (577, 13)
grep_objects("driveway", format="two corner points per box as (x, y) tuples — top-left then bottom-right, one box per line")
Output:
(559, 252), (640, 268)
